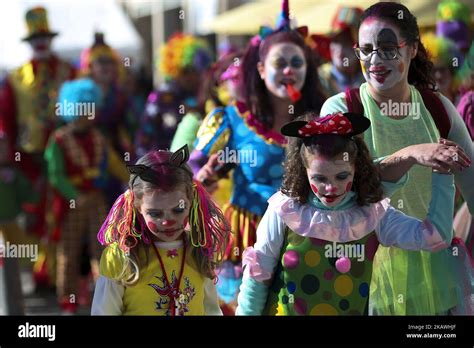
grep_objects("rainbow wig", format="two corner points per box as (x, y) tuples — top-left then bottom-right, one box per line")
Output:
(158, 32), (212, 81)
(422, 32), (463, 69)
(97, 145), (230, 280)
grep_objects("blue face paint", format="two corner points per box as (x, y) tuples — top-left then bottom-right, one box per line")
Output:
(262, 42), (307, 100)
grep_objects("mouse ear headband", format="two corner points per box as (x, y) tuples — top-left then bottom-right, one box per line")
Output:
(280, 112), (371, 140)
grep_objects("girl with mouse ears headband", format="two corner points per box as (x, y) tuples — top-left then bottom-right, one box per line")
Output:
(92, 145), (231, 316)
(237, 111), (473, 316)
(189, 0), (326, 314)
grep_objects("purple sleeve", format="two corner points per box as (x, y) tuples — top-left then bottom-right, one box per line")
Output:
(188, 150), (209, 176)
(456, 91), (474, 141)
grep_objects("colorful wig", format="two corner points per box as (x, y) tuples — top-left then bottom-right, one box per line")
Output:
(422, 32), (463, 69)
(57, 78), (102, 123)
(97, 145), (230, 281)
(436, 0), (471, 51)
(158, 32), (212, 81)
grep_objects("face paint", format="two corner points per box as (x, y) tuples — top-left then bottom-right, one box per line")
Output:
(140, 188), (191, 242)
(306, 155), (355, 208)
(147, 221), (157, 232)
(261, 42), (307, 100)
(378, 28), (398, 46)
(345, 181), (353, 193)
(162, 219), (176, 227)
(358, 18), (411, 91)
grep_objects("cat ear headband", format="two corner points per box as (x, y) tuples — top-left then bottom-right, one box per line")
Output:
(126, 144), (192, 187)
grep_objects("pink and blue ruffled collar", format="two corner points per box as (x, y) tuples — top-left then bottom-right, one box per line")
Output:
(268, 191), (390, 242)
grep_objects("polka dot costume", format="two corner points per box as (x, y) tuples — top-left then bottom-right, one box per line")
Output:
(264, 229), (378, 315)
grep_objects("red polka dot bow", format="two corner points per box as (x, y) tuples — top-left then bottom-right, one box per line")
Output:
(297, 112), (354, 137)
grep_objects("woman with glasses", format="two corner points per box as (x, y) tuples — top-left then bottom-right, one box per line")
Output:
(321, 2), (474, 315)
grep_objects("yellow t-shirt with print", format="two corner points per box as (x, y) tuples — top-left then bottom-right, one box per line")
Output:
(99, 241), (207, 315)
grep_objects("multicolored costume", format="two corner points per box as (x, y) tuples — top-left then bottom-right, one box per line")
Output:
(422, 32), (464, 102)
(91, 145), (228, 315)
(189, 102), (287, 303)
(135, 33), (212, 157)
(91, 239), (221, 315)
(80, 33), (133, 206)
(44, 78), (128, 312)
(237, 112), (473, 315)
(0, 7), (75, 239)
(238, 173), (473, 315)
(321, 82), (474, 314)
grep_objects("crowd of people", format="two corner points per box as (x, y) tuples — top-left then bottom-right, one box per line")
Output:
(0, 0), (473, 316)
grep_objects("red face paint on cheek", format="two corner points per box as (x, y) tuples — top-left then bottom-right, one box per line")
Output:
(147, 221), (157, 232)
(398, 62), (404, 73)
(345, 181), (353, 193)
(183, 217), (189, 227)
(310, 184), (319, 194)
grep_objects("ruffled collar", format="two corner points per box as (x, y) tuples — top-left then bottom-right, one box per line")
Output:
(268, 191), (390, 242)
(234, 101), (287, 146)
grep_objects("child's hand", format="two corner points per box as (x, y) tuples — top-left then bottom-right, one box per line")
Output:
(196, 154), (220, 194)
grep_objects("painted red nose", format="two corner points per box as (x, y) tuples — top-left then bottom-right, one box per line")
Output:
(162, 220), (176, 227)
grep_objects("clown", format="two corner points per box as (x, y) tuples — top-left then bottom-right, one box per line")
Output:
(135, 33), (212, 158)
(44, 78), (128, 314)
(0, 6), (76, 291)
(190, 0), (326, 313)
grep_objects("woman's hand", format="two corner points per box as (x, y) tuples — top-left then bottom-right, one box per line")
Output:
(408, 138), (471, 174)
(378, 138), (471, 182)
(195, 153), (220, 194)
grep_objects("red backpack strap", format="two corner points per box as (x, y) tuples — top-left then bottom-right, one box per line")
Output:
(344, 87), (364, 114)
(417, 88), (451, 139)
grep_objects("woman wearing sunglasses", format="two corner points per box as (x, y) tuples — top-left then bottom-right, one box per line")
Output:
(321, 2), (474, 315)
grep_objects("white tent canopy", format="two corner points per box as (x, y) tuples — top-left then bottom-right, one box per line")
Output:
(0, 0), (144, 72)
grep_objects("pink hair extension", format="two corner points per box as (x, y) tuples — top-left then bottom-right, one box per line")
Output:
(97, 190), (146, 252)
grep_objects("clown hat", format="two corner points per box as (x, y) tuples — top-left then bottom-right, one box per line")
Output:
(310, 6), (363, 62)
(79, 32), (120, 75)
(22, 7), (58, 41)
(328, 6), (363, 38)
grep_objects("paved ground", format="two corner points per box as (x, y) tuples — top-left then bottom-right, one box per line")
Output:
(21, 270), (92, 316)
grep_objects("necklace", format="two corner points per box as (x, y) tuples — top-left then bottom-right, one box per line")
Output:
(150, 237), (187, 316)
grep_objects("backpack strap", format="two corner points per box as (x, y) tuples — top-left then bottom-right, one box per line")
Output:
(344, 87), (364, 114)
(345, 87), (451, 139)
(417, 88), (451, 139)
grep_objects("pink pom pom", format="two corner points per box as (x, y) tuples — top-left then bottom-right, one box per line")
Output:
(335, 257), (351, 273)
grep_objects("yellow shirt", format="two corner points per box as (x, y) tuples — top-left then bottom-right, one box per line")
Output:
(98, 240), (210, 316)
